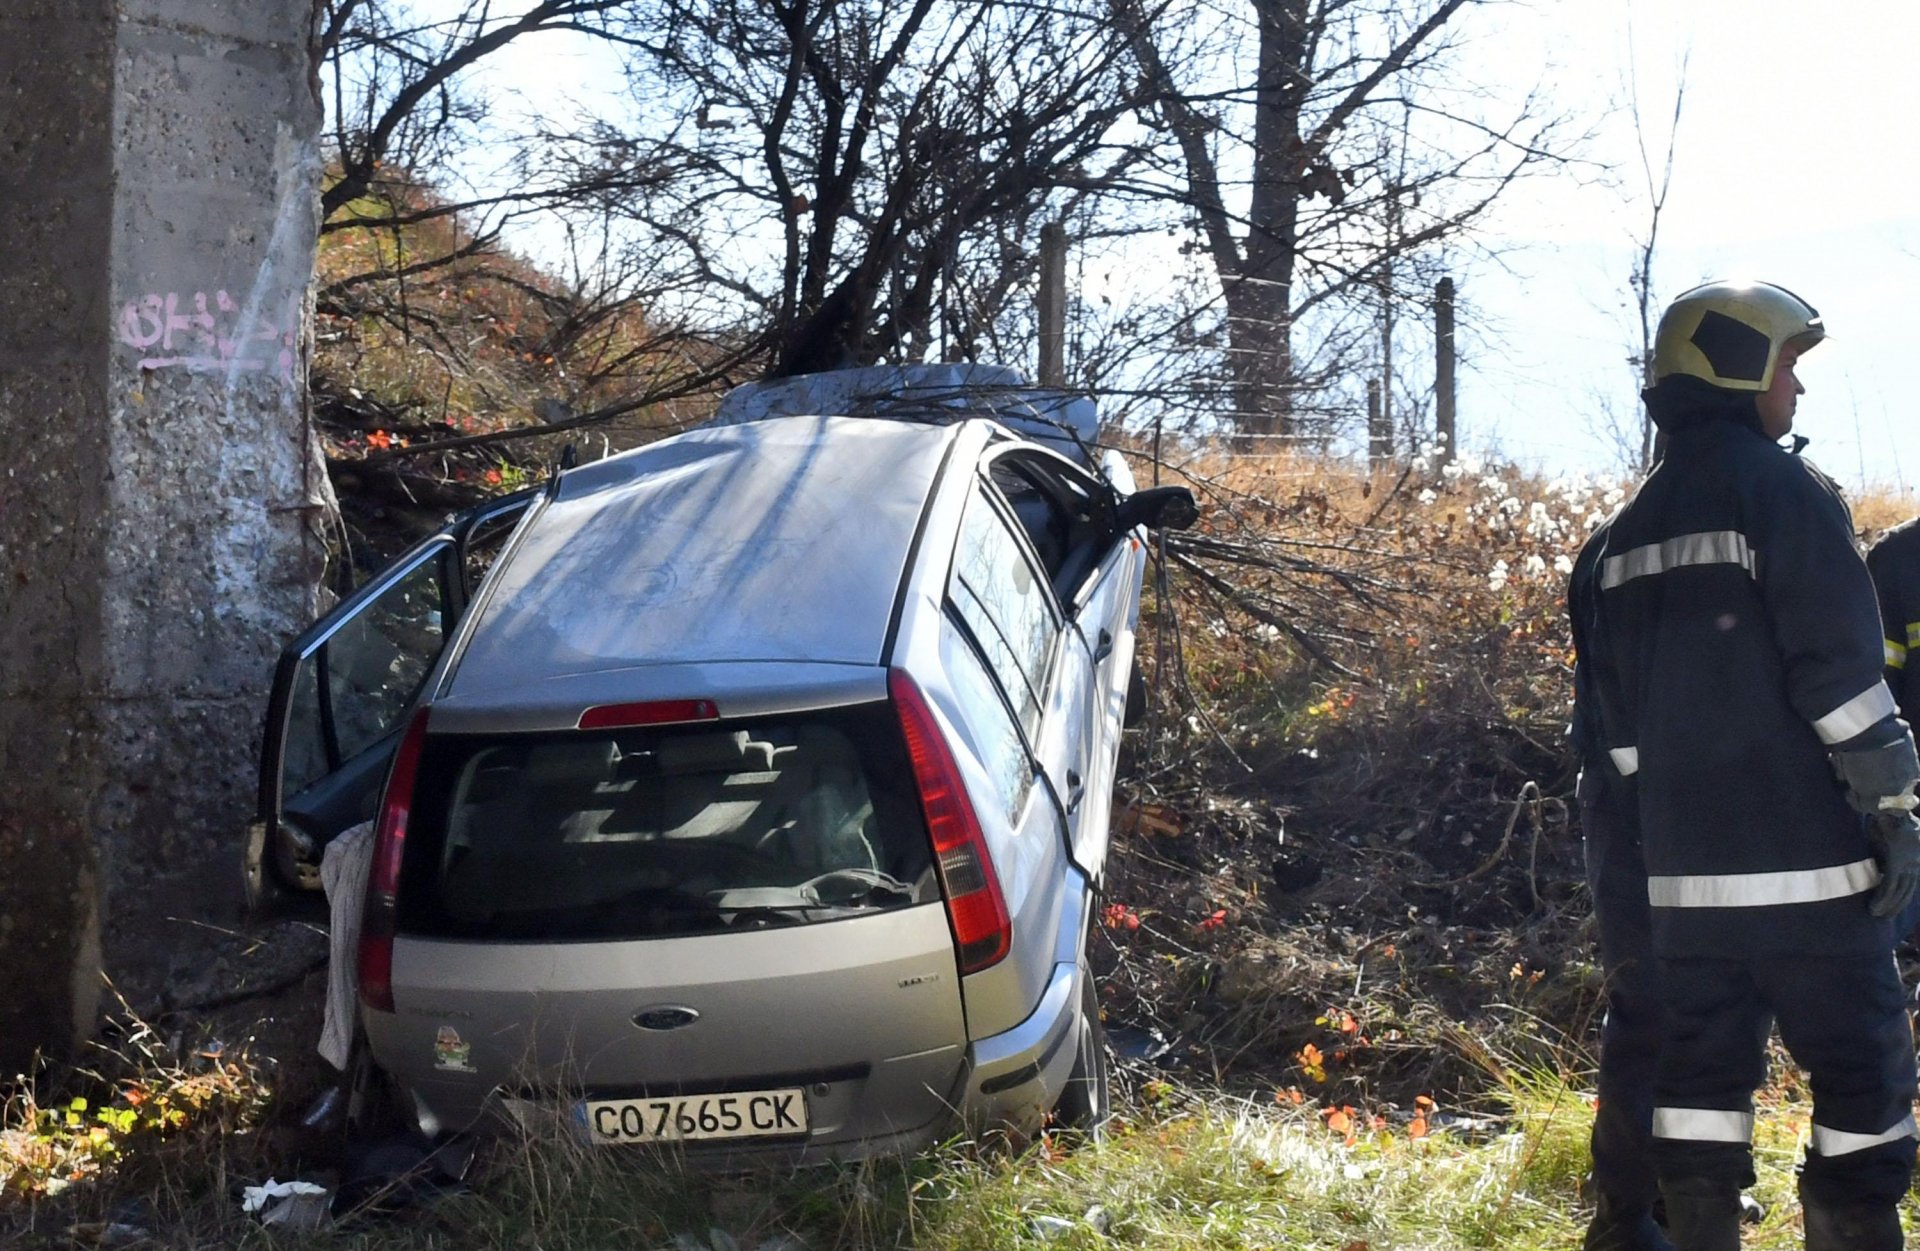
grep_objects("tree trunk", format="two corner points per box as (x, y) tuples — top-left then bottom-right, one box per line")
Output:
(1231, 0), (1306, 444)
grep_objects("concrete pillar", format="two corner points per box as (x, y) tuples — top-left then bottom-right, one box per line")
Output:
(0, 0), (326, 1070)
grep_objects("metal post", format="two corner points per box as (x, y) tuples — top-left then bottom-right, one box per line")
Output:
(1367, 378), (1388, 470)
(1380, 251), (1394, 458)
(1435, 276), (1456, 469)
(1037, 221), (1067, 386)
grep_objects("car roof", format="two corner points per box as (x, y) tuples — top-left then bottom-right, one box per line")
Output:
(706, 363), (1097, 464)
(444, 415), (960, 697)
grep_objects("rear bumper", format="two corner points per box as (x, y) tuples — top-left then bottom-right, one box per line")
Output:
(389, 1046), (971, 1165)
(382, 961), (1086, 1154)
(395, 959), (1090, 1151)
(959, 958), (1083, 1134)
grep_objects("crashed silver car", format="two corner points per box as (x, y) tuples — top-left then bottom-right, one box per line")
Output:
(247, 365), (1195, 1160)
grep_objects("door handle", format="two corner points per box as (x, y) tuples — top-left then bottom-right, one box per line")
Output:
(1093, 629), (1113, 663)
(1066, 769), (1085, 812)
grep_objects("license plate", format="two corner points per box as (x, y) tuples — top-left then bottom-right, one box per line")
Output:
(581, 1088), (809, 1144)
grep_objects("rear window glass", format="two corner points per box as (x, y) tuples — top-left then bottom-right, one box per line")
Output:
(396, 702), (938, 941)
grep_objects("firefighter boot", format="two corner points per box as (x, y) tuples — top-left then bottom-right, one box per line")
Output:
(1801, 1195), (1902, 1251)
(1659, 1177), (1741, 1251)
(1583, 1195), (1675, 1251)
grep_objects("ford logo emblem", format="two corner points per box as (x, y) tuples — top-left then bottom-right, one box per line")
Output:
(632, 1005), (701, 1032)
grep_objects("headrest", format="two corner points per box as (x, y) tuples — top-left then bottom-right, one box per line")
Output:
(524, 740), (620, 787)
(655, 730), (775, 774)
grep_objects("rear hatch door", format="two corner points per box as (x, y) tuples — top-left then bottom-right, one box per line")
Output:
(382, 696), (968, 1149)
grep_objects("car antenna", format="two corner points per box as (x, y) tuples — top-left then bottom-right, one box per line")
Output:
(545, 442), (578, 501)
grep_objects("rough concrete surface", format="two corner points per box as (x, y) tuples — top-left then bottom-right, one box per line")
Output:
(0, 0), (326, 1071)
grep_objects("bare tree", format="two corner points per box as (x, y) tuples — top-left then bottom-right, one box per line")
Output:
(1627, 45), (1687, 470)
(587, 0), (1146, 380)
(312, 0), (774, 486)
(318, 1), (644, 225)
(1112, 0), (1584, 443)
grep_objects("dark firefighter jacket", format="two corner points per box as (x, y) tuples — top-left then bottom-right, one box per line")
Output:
(1867, 516), (1920, 727)
(1589, 400), (1895, 958)
(1569, 515), (1644, 877)
(1569, 519), (1623, 781)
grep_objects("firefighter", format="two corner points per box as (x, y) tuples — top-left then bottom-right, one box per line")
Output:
(1568, 524), (1672, 1251)
(1868, 519), (1920, 941)
(1869, 518), (1920, 728)
(1585, 280), (1920, 1251)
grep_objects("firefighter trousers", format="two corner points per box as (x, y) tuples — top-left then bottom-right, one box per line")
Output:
(1650, 952), (1917, 1208)
(1582, 783), (1667, 1211)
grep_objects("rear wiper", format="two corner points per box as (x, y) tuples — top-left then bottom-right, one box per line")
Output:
(810, 869), (917, 907)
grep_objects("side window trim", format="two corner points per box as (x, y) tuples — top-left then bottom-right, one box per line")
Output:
(294, 537), (454, 662)
(312, 643), (341, 772)
(447, 487), (539, 608)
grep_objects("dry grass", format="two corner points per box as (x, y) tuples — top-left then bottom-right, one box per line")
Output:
(3, 1045), (1876, 1250)
(1096, 442), (1605, 1105)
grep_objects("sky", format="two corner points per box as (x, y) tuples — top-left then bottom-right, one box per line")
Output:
(1456, 0), (1920, 490)
(436, 0), (1920, 493)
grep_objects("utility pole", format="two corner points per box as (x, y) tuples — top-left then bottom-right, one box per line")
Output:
(1380, 248), (1395, 461)
(1435, 276), (1457, 470)
(1036, 221), (1067, 387)
(1367, 379), (1388, 471)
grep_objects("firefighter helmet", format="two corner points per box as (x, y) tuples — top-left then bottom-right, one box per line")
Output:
(1651, 280), (1825, 393)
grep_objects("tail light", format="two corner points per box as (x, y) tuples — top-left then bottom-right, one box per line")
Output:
(890, 670), (1011, 973)
(359, 705), (430, 1013)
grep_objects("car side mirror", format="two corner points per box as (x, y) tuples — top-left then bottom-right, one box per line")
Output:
(1116, 485), (1198, 533)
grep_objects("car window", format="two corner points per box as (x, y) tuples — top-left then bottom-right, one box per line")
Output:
(281, 655), (329, 794)
(989, 456), (1111, 604)
(992, 466), (1070, 580)
(950, 485), (1058, 732)
(939, 616), (1037, 826)
(397, 703), (937, 941)
(324, 556), (447, 763)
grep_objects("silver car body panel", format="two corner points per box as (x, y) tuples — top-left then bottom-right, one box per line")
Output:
(963, 865), (1091, 1129)
(1062, 449), (1147, 876)
(448, 417), (954, 694)
(1065, 540), (1142, 876)
(883, 427), (1077, 1042)
(373, 902), (967, 1146)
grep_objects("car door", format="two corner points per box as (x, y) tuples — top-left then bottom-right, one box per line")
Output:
(244, 491), (536, 911)
(984, 448), (1136, 877)
(966, 454), (1113, 877)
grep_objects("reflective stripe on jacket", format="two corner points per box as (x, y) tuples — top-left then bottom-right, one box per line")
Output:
(1591, 419), (1892, 958)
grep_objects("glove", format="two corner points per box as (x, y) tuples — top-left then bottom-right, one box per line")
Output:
(1831, 732), (1920, 816)
(1868, 809), (1920, 919)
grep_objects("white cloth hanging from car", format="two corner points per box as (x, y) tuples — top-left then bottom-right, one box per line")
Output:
(318, 821), (375, 1071)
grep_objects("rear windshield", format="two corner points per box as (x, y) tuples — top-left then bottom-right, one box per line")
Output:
(397, 702), (938, 941)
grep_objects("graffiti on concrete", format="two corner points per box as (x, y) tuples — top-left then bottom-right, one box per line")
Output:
(116, 290), (297, 378)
